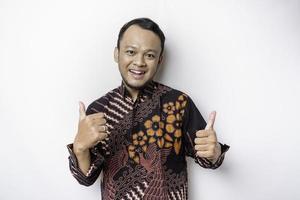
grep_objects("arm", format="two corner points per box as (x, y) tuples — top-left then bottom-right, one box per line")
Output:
(67, 143), (105, 186)
(67, 101), (108, 186)
(73, 147), (91, 175)
(181, 95), (229, 169)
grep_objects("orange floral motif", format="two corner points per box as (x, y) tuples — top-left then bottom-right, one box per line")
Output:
(166, 113), (183, 137)
(128, 145), (140, 164)
(166, 113), (183, 154)
(176, 94), (188, 115)
(144, 115), (164, 137)
(163, 102), (176, 114)
(128, 131), (148, 164)
(174, 138), (182, 155)
(144, 115), (173, 148)
(132, 131), (148, 152)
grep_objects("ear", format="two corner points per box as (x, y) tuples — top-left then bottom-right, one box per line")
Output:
(114, 47), (119, 63)
(158, 54), (164, 65)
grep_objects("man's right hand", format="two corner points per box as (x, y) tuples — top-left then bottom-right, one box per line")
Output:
(73, 101), (108, 154)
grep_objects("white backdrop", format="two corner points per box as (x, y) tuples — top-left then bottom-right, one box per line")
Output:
(1, 0), (300, 200)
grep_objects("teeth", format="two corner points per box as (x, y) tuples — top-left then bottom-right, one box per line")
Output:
(130, 69), (145, 75)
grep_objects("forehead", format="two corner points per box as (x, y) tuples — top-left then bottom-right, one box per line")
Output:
(120, 25), (161, 51)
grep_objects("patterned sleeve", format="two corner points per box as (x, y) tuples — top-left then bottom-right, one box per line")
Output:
(67, 104), (106, 186)
(181, 95), (230, 169)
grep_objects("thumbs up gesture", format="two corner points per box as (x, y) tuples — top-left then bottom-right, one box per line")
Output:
(73, 101), (108, 154)
(194, 111), (221, 163)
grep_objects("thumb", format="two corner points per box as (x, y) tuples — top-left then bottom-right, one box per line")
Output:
(79, 101), (86, 120)
(205, 111), (216, 130)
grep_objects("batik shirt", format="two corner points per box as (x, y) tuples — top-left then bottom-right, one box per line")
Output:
(67, 80), (229, 200)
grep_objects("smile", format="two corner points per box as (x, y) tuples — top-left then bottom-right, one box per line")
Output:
(129, 69), (146, 75)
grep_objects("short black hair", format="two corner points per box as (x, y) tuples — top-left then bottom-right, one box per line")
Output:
(117, 18), (165, 56)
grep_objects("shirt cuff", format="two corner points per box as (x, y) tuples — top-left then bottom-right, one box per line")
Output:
(67, 143), (105, 177)
(195, 143), (230, 169)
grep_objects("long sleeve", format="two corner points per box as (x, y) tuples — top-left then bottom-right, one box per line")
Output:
(182, 95), (229, 169)
(67, 143), (105, 186)
(67, 104), (106, 186)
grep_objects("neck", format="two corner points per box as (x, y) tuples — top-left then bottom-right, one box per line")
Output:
(121, 80), (154, 102)
(126, 86), (139, 102)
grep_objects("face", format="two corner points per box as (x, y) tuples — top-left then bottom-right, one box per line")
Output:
(114, 25), (163, 93)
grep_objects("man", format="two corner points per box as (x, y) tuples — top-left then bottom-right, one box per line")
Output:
(67, 18), (229, 200)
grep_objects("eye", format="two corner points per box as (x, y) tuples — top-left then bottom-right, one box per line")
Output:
(126, 50), (135, 56)
(146, 53), (155, 59)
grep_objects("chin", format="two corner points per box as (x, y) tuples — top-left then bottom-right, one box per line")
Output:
(127, 81), (147, 89)
(124, 79), (150, 90)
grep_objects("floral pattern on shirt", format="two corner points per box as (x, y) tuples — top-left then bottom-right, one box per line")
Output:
(144, 115), (172, 148)
(128, 94), (189, 163)
(163, 101), (176, 114)
(67, 80), (229, 200)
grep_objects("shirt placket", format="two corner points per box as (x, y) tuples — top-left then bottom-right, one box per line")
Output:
(131, 96), (141, 130)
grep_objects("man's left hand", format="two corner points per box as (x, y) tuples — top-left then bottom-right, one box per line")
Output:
(194, 111), (221, 163)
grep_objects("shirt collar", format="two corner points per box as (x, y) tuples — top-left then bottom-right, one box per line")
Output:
(119, 80), (157, 100)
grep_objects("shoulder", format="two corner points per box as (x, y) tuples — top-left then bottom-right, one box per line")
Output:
(155, 81), (191, 102)
(86, 86), (121, 115)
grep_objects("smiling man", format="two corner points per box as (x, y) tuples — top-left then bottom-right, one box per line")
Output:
(67, 18), (229, 200)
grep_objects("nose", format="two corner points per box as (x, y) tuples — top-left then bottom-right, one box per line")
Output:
(133, 54), (146, 67)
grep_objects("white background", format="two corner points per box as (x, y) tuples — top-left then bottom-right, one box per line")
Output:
(1, 0), (300, 199)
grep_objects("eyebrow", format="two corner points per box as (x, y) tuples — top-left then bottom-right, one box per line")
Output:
(124, 45), (158, 53)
